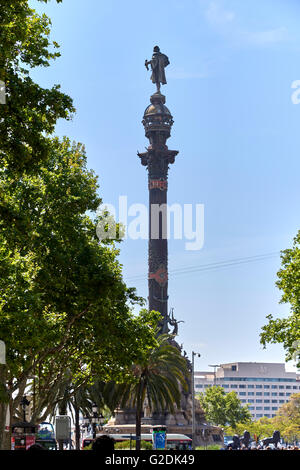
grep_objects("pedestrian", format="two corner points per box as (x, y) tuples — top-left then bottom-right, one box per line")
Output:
(27, 443), (45, 451)
(92, 435), (115, 453)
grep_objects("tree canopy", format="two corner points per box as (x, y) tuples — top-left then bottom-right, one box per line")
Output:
(0, 136), (161, 425)
(104, 333), (189, 450)
(0, 0), (162, 450)
(225, 393), (300, 444)
(0, 0), (74, 173)
(260, 231), (300, 367)
(197, 385), (251, 428)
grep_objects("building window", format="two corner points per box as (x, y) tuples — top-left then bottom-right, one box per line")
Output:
(239, 392), (246, 396)
(264, 385), (270, 389)
(264, 400), (270, 403)
(239, 385), (246, 388)
(271, 385), (278, 389)
(230, 385), (237, 388)
(271, 392), (277, 396)
(256, 392), (262, 396)
(248, 385), (255, 389)
(271, 400), (277, 403)
(256, 407), (262, 410)
(279, 393), (284, 396)
(272, 407), (278, 411)
(279, 400), (284, 403)
(256, 400), (262, 403)
(279, 386), (284, 389)
(248, 392), (255, 396)
(264, 392), (270, 396)
(264, 407), (270, 410)
(231, 365), (237, 371)
(256, 385), (262, 389)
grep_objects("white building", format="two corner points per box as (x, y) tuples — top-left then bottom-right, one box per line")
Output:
(195, 362), (300, 420)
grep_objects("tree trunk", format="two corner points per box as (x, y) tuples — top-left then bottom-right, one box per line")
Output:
(74, 402), (80, 450)
(135, 384), (143, 451)
(135, 407), (142, 451)
(0, 364), (10, 450)
(0, 402), (7, 450)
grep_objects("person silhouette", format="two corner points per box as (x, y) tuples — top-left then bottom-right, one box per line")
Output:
(27, 443), (45, 451)
(92, 435), (115, 453)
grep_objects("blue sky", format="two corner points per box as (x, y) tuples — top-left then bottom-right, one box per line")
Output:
(31, 0), (300, 372)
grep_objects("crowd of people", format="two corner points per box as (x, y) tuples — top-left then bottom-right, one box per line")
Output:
(225, 444), (299, 451)
(26, 435), (299, 451)
(222, 430), (299, 451)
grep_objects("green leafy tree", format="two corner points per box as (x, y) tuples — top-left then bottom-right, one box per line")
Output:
(106, 334), (189, 451)
(0, 0), (73, 173)
(225, 394), (300, 445)
(0, 136), (160, 448)
(34, 369), (92, 451)
(273, 393), (300, 443)
(260, 231), (300, 367)
(225, 416), (274, 443)
(197, 386), (251, 428)
(0, 1), (162, 450)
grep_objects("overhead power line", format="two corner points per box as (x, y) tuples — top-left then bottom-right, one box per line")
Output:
(125, 251), (280, 284)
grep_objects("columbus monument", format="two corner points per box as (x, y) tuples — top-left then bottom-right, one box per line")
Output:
(105, 47), (222, 446)
(139, 45), (177, 333)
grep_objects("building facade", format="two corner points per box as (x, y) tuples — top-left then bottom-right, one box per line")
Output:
(195, 362), (300, 420)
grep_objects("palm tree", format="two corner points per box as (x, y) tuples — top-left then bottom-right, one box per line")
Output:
(106, 334), (189, 451)
(53, 376), (112, 449)
(50, 375), (92, 450)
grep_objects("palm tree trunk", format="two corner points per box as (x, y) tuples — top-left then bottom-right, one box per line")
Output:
(135, 382), (144, 451)
(135, 406), (142, 451)
(74, 401), (80, 450)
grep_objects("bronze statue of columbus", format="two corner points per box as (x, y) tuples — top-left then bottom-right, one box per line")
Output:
(145, 46), (170, 94)
(140, 46), (178, 334)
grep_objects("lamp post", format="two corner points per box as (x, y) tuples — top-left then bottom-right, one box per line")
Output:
(20, 396), (30, 422)
(192, 351), (201, 450)
(208, 364), (220, 386)
(83, 404), (105, 440)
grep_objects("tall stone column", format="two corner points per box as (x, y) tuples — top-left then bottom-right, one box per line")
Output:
(138, 92), (178, 331)
(104, 49), (223, 446)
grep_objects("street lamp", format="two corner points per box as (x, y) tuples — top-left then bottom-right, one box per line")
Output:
(21, 396), (30, 422)
(83, 404), (105, 440)
(192, 351), (201, 450)
(208, 364), (220, 386)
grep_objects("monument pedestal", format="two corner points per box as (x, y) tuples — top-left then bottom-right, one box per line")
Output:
(104, 359), (223, 448)
(104, 408), (223, 448)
